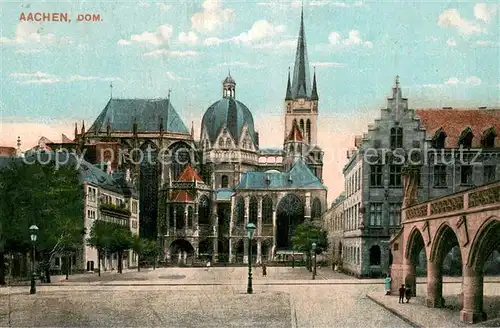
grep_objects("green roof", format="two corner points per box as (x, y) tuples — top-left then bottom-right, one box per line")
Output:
(88, 98), (189, 134)
(236, 158), (326, 190)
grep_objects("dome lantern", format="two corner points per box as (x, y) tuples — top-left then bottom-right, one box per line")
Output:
(222, 71), (236, 99)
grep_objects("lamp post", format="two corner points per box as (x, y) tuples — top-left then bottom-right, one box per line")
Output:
(29, 225), (39, 295)
(312, 242), (317, 280)
(246, 222), (256, 294)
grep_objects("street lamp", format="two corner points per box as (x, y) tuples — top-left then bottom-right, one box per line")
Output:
(312, 242), (317, 280)
(246, 222), (256, 294)
(29, 225), (39, 295)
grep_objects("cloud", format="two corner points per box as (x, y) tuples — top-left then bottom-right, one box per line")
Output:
(328, 30), (373, 48)
(178, 31), (199, 46)
(143, 49), (199, 57)
(446, 38), (457, 46)
(0, 22), (72, 45)
(445, 76), (481, 86)
(437, 8), (485, 35)
(157, 3), (171, 12)
(311, 61), (345, 68)
(191, 0), (233, 34)
(165, 71), (189, 81)
(217, 61), (264, 69)
(475, 40), (497, 46)
(474, 3), (498, 22)
(9, 71), (120, 84)
(289, 0), (354, 7)
(138, 1), (150, 7)
(118, 25), (173, 46)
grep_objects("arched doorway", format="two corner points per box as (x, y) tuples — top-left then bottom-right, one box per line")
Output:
(276, 194), (304, 250)
(170, 239), (194, 266)
(406, 227), (426, 297)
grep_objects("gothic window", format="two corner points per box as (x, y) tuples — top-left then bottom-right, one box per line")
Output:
(459, 128), (473, 148)
(484, 165), (497, 183)
(389, 165), (402, 187)
(311, 198), (322, 219)
(460, 165), (473, 185)
(300, 119), (304, 133)
(221, 175), (229, 188)
(369, 245), (381, 265)
(187, 206), (193, 228)
(369, 203), (382, 226)
(390, 127), (403, 149)
(482, 127), (497, 148)
(170, 142), (192, 181)
(262, 196), (273, 224)
(219, 138), (224, 148)
(175, 205), (185, 229)
(198, 195), (210, 225)
(370, 165), (383, 187)
(432, 129), (446, 149)
(236, 197), (245, 227)
(306, 119), (311, 144)
(388, 203), (401, 226)
(225, 138), (231, 148)
(434, 165), (447, 187)
(249, 197), (258, 224)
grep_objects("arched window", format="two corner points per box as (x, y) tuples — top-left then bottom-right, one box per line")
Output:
(482, 127), (497, 148)
(169, 142), (193, 180)
(306, 119), (311, 144)
(187, 206), (193, 228)
(236, 197), (245, 226)
(459, 127), (473, 148)
(390, 127), (403, 149)
(300, 119), (304, 132)
(225, 138), (231, 148)
(221, 175), (229, 188)
(219, 138), (224, 148)
(432, 129), (447, 149)
(311, 198), (322, 219)
(249, 196), (258, 224)
(175, 205), (185, 229)
(369, 245), (381, 265)
(198, 195), (210, 225)
(262, 196), (273, 224)
(242, 140), (247, 149)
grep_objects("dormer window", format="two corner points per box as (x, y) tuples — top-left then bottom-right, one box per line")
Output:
(432, 128), (447, 149)
(458, 127), (473, 149)
(390, 127), (403, 149)
(481, 127), (497, 148)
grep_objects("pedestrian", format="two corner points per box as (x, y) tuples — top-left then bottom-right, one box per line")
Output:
(206, 259), (211, 271)
(262, 263), (267, 277)
(398, 284), (405, 303)
(405, 285), (412, 303)
(384, 274), (392, 295)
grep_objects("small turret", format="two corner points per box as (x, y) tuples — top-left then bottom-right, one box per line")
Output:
(285, 67), (293, 100)
(222, 71), (236, 98)
(311, 67), (318, 101)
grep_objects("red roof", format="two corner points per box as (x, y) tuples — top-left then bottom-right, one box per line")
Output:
(286, 120), (303, 142)
(177, 164), (204, 182)
(171, 190), (194, 202)
(416, 108), (500, 148)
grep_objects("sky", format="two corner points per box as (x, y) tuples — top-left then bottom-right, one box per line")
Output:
(0, 0), (499, 203)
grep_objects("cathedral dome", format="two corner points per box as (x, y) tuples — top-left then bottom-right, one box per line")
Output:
(201, 75), (257, 146)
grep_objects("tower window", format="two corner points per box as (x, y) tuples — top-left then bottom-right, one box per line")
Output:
(390, 127), (403, 149)
(306, 119), (311, 144)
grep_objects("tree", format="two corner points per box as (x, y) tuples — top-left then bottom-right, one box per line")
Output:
(87, 220), (114, 276)
(0, 157), (84, 284)
(291, 221), (328, 271)
(131, 236), (146, 271)
(108, 225), (133, 274)
(143, 239), (160, 270)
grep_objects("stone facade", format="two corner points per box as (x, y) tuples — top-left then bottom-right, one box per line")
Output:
(322, 194), (345, 271)
(390, 180), (500, 324)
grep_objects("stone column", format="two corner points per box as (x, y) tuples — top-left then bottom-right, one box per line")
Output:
(257, 196), (263, 236)
(184, 207), (188, 232)
(305, 192), (311, 220)
(257, 239), (262, 264)
(194, 203), (199, 234)
(229, 238), (233, 263)
(243, 196), (249, 263)
(460, 266), (487, 324)
(213, 215), (219, 263)
(229, 197), (235, 263)
(272, 209), (277, 260)
(403, 258), (417, 297)
(173, 208), (177, 232)
(426, 260), (444, 308)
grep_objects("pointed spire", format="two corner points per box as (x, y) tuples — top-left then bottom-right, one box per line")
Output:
(285, 67), (293, 100)
(74, 122), (78, 140)
(191, 121), (194, 138)
(168, 88), (172, 100)
(110, 82), (113, 99)
(81, 120), (85, 135)
(311, 66), (318, 100)
(291, 4), (311, 99)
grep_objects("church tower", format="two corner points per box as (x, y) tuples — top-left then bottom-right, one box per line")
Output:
(283, 6), (323, 181)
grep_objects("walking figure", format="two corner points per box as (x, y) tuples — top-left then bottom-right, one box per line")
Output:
(398, 284), (405, 303)
(205, 259), (211, 271)
(262, 263), (267, 277)
(405, 285), (412, 303)
(384, 274), (392, 295)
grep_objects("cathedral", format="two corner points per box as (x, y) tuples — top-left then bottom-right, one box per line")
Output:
(72, 9), (327, 264)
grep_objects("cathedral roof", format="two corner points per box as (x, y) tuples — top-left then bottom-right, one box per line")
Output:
(176, 164), (204, 182)
(416, 108), (500, 148)
(236, 158), (325, 190)
(286, 120), (303, 142)
(201, 97), (257, 144)
(87, 98), (189, 134)
(171, 190), (194, 202)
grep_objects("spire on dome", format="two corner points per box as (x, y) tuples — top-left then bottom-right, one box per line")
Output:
(311, 67), (318, 100)
(223, 73), (236, 98)
(285, 67), (293, 100)
(291, 5), (311, 99)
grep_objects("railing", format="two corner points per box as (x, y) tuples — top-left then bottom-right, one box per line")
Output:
(403, 179), (500, 222)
